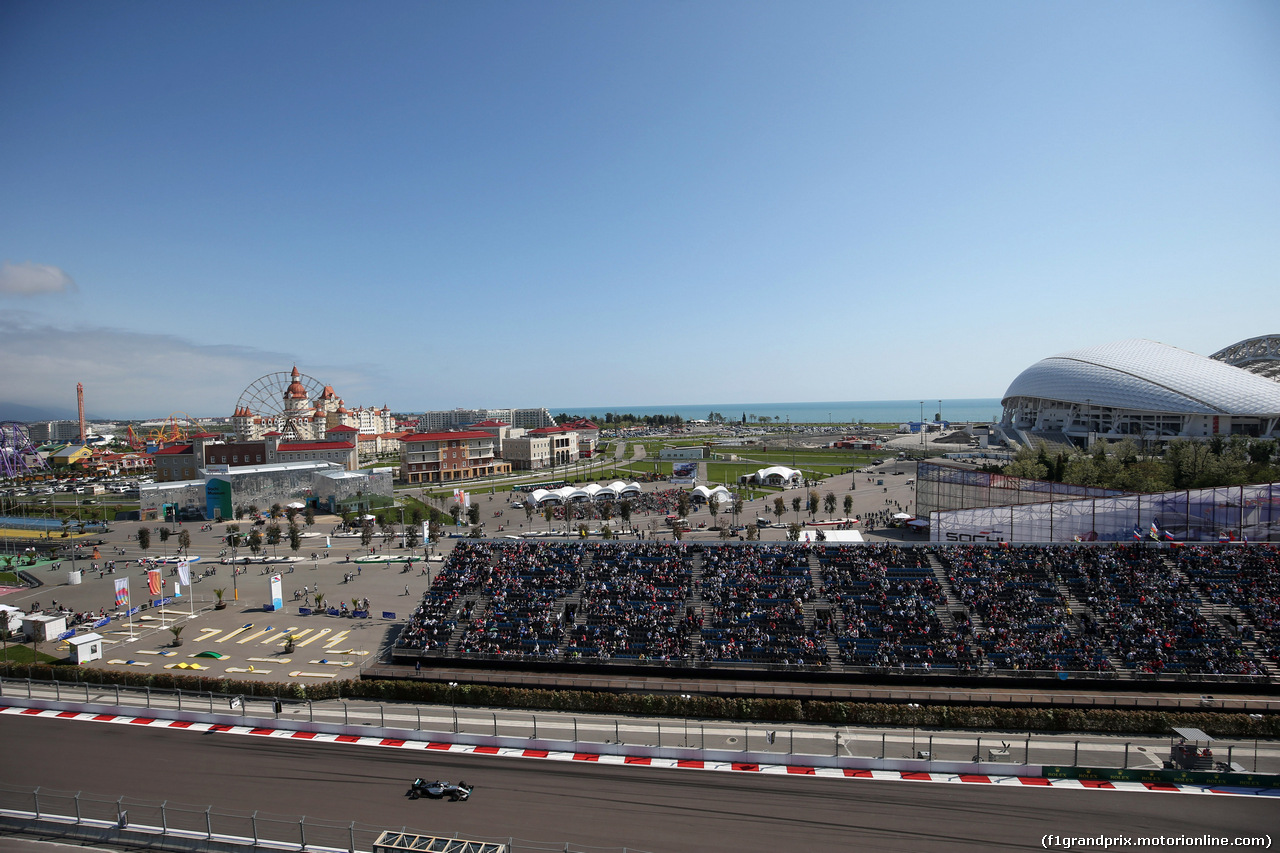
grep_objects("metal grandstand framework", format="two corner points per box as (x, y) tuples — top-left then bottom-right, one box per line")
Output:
(929, 481), (1280, 543)
(1212, 334), (1280, 382)
(916, 461), (1121, 517)
(374, 831), (506, 853)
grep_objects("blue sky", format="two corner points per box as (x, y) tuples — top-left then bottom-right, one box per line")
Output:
(2, 1), (1277, 420)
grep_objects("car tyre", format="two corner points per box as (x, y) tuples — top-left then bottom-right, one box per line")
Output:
(408, 790), (419, 799)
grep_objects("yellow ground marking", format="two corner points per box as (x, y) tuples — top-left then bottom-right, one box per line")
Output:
(294, 628), (331, 648)
(259, 626), (299, 645)
(226, 665), (271, 674)
(194, 627), (223, 643)
(247, 657), (289, 663)
(236, 627), (275, 644)
(216, 624), (254, 643)
(272, 627), (312, 646)
(163, 662), (207, 670)
(323, 630), (351, 648)
(307, 659), (353, 667)
(289, 671), (336, 678)
(135, 650), (177, 656)
(107, 659), (152, 666)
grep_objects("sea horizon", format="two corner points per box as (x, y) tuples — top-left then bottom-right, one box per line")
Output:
(552, 397), (1002, 426)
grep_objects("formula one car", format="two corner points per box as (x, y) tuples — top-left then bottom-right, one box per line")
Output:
(406, 778), (473, 801)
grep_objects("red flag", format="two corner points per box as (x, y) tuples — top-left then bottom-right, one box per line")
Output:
(148, 569), (162, 597)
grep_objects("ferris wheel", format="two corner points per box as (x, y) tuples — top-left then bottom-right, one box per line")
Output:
(0, 421), (51, 478)
(235, 369), (327, 440)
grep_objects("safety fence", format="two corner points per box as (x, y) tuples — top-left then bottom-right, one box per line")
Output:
(2, 676), (1275, 773)
(0, 783), (655, 853)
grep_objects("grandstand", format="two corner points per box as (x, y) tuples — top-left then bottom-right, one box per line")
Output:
(393, 540), (1280, 683)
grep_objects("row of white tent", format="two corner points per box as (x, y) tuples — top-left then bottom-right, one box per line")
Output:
(525, 482), (738, 507)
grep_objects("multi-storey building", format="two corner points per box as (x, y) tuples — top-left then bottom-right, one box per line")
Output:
(399, 430), (511, 484)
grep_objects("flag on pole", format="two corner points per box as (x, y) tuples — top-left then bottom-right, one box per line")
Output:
(1218, 532), (1230, 544)
(1163, 529), (1176, 541)
(1132, 525), (1143, 541)
(178, 561), (191, 587)
(1150, 522), (1160, 540)
(148, 569), (162, 597)
(114, 578), (130, 608)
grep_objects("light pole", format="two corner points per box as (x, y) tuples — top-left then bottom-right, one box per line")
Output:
(448, 681), (458, 732)
(680, 694), (691, 747)
(1250, 714), (1263, 772)
(908, 703), (921, 758)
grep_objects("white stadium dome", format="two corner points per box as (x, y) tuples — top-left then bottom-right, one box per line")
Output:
(999, 338), (1280, 447)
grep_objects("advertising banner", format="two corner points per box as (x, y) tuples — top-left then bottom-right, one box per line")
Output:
(270, 574), (283, 611)
(114, 578), (129, 608)
(147, 569), (162, 597)
(670, 462), (699, 484)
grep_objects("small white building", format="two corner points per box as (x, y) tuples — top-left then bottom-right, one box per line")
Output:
(66, 632), (105, 664)
(0, 604), (24, 635)
(22, 613), (67, 643)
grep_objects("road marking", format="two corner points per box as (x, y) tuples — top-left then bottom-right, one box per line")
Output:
(194, 628), (222, 642)
(323, 631), (350, 648)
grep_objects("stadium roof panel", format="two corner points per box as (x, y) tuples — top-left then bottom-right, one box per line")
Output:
(1003, 339), (1280, 415)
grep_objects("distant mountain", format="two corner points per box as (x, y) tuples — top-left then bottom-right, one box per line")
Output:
(0, 401), (77, 422)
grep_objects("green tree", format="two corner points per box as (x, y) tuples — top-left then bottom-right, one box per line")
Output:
(843, 494), (853, 518)
(677, 490), (690, 519)
(524, 502), (534, 525)
(360, 520), (374, 549)
(773, 497), (786, 524)
(791, 496), (801, 523)
(619, 499), (632, 532)
(304, 506), (315, 528)
(158, 526), (171, 556)
(449, 504), (462, 527)
(786, 522), (802, 541)
(467, 504), (481, 526)
(247, 528), (263, 556)
(285, 506), (298, 525)
(823, 491), (836, 518)
(707, 496), (720, 528)
(177, 528), (191, 554)
(289, 522), (302, 557)
(405, 525), (420, 551)
(266, 522), (282, 557)
(137, 526), (151, 555)
(544, 503), (555, 531)
(807, 490), (820, 520)
(269, 503), (282, 520)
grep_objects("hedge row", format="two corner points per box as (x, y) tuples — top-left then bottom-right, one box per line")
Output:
(4, 662), (1276, 738)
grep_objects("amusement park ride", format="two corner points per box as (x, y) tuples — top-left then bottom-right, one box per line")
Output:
(0, 422), (52, 478)
(125, 413), (201, 450)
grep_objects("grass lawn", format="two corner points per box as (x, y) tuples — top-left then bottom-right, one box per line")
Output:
(0, 643), (61, 664)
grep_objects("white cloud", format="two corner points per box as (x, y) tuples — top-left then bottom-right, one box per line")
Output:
(0, 317), (376, 419)
(0, 260), (78, 296)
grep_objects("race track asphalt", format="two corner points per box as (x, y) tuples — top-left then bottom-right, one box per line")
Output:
(2, 715), (1274, 853)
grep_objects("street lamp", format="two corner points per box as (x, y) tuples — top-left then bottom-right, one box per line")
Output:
(908, 703), (921, 758)
(680, 694), (692, 746)
(448, 682), (459, 732)
(1250, 714), (1263, 772)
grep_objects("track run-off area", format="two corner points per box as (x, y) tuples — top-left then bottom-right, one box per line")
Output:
(1, 708), (1276, 853)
